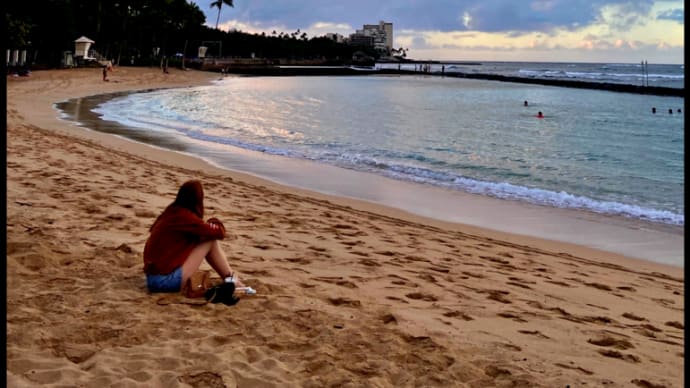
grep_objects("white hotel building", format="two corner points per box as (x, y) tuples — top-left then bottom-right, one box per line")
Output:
(349, 21), (393, 54)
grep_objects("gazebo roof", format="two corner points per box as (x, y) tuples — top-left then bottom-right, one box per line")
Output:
(74, 36), (95, 43)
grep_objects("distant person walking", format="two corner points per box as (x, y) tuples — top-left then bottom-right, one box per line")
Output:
(102, 66), (108, 82)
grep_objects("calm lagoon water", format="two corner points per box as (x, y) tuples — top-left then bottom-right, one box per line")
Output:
(87, 75), (684, 226)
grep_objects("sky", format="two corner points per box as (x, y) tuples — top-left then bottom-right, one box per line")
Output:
(197, 0), (684, 64)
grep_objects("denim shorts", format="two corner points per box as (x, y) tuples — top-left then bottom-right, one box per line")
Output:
(146, 266), (183, 293)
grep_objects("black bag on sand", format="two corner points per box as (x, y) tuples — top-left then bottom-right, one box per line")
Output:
(204, 282), (241, 306)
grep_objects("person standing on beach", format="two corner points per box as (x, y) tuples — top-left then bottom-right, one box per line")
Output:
(102, 66), (108, 81)
(143, 180), (245, 294)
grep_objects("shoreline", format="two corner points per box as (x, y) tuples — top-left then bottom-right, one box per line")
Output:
(56, 80), (684, 267)
(7, 67), (684, 387)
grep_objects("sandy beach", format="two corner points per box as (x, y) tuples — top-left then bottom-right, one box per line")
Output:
(6, 67), (684, 387)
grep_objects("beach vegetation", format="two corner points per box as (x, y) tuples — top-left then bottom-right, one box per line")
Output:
(210, 0), (234, 30)
(7, 0), (384, 70)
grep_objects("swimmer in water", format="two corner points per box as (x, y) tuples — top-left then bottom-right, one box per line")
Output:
(537, 111), (544, 118)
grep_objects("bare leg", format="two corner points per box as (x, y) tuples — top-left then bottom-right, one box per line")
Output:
(181, 240), (235, 284)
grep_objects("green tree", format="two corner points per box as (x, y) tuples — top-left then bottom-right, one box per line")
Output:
(210, 0), (234, 30)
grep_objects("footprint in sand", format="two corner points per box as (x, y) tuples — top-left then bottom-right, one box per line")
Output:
(665, 321), (684, 329)
(284, 257), (312, 265)
(405, 292), (438, 302)
(380, 313), (397, 324)
(597, 349), (640, 363)
(587, 333), (635, 350)
(622, 312), (647, 321)
(358, 258), (381, 267)
(443, 310), (474, 321)
(428, 266), (450, 274)
(486, 289), (512, 304)
(630, 379), (668, 388)
(544, 280), (572, 287)
(327, 297), (361, 308)
(553, 362), (594, 375)
(180, 372), (225, 387)
(385, 296), (409, 304)
(506, 280), (532, 290)
(497, 312), (528, 323)
(518, 329), (550, 339)
(584, 282), (613, 291)
(387, 274), (417, 287)
(314, 276), (358, 289)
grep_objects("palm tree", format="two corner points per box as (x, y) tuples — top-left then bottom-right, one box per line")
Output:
(210, 0), (234, 30)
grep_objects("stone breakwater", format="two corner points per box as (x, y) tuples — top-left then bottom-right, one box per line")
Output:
(436, 70), (684, 97)
(211, 65), (683, 97)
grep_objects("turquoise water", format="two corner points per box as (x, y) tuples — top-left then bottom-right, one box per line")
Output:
(88, 75), (684, 226)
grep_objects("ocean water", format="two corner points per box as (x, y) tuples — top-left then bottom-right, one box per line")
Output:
(378, 61), (685, 89)
(85, 73), (684, 229)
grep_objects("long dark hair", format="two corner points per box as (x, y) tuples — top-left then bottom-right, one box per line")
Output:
(150, 180), (205, 231)
(172, 180), (205, 218)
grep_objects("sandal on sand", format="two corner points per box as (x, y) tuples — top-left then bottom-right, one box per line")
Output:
(204, 282), (241, 306)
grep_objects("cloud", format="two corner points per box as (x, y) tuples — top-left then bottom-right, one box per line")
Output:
(205, 0), (660, 34)
(412, 36), (431, 49)
(204, 0), (682, 44)
(201, 0), (684, 64)
(305, 22), (354, 37)
(216, 19), (288, 35)
(215, 18), (353, 40)
(460, 12), (472, 29)
(656, 8), (684, 22)
(596, 2), (655, 32)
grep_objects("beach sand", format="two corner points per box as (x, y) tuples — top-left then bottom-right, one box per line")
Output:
(6, 67), (684, 387)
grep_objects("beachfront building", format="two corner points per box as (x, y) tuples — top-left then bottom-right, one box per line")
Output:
(74, 36), (96, 60)
(349, 21), (393, 55)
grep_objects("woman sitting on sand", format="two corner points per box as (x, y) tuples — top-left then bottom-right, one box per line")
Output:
(143, 179), (245, 297)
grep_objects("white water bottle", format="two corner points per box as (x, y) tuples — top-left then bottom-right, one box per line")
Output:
(224, 275), (256, 295)
(236, 287), (256, 295)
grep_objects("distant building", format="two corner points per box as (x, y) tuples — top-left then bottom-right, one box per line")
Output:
(74, 36), (95, 59)
(349, 21), (393, 54)
(349, 34), (374, 47)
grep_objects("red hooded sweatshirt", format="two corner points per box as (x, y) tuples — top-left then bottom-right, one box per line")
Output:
(143, 180), (226, 275)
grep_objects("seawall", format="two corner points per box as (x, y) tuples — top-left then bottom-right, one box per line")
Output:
(212, 65), (683, 97)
